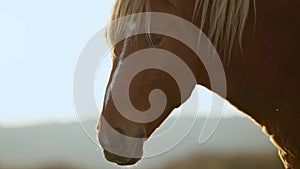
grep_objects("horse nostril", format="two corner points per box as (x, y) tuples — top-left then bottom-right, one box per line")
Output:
(115, 127), (125, 135)
(103, 150), (141, 166)
(114, 126), (145, 138)
(96, 123), (100, 131)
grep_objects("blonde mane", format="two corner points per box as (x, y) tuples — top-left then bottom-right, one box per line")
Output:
(106, 0), (253, 60)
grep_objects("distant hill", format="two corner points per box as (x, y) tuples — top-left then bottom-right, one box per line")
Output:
(0, 117), (281, 169)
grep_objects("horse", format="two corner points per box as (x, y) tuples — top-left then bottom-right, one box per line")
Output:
(97, 0), (300, 168)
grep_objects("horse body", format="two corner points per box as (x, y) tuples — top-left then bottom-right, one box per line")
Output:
(225, 1), (300, 168)
(98, 0), (300, 168)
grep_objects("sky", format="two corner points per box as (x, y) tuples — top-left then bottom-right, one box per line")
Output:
(0, 0), (244, 127)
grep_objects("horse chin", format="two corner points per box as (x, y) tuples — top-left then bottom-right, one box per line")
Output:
(103, 150), (141, 166)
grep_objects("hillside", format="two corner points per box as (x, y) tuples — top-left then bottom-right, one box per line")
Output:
(0, 117), (283, 169)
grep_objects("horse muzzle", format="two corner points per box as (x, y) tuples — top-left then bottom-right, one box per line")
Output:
(103, 150), (141, 166)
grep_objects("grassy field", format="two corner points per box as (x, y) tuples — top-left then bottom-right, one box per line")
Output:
(162, 152), (283, 169)
(0, 152), (283, 169)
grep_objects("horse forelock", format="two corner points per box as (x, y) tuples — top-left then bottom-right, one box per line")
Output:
(106, 0), (253, 61)
(105, 0), (150, 58)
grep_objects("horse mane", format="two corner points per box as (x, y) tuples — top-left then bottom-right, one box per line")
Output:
(194, 0), (253, 60)
(106, 0), (253, 60)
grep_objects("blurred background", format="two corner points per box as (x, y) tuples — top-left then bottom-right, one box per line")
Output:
(0, 0), (283, 169)
(0, 117), (283, 169)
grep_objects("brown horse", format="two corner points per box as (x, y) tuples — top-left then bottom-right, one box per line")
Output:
(97, 0), (300, 168)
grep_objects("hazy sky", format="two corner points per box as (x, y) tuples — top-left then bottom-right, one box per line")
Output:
(0, 0), (243, 126)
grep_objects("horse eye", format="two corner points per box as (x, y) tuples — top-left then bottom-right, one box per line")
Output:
(147, 34), (164, 47)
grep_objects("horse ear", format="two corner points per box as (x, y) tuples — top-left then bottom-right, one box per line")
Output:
(168, 0), (176, 7)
